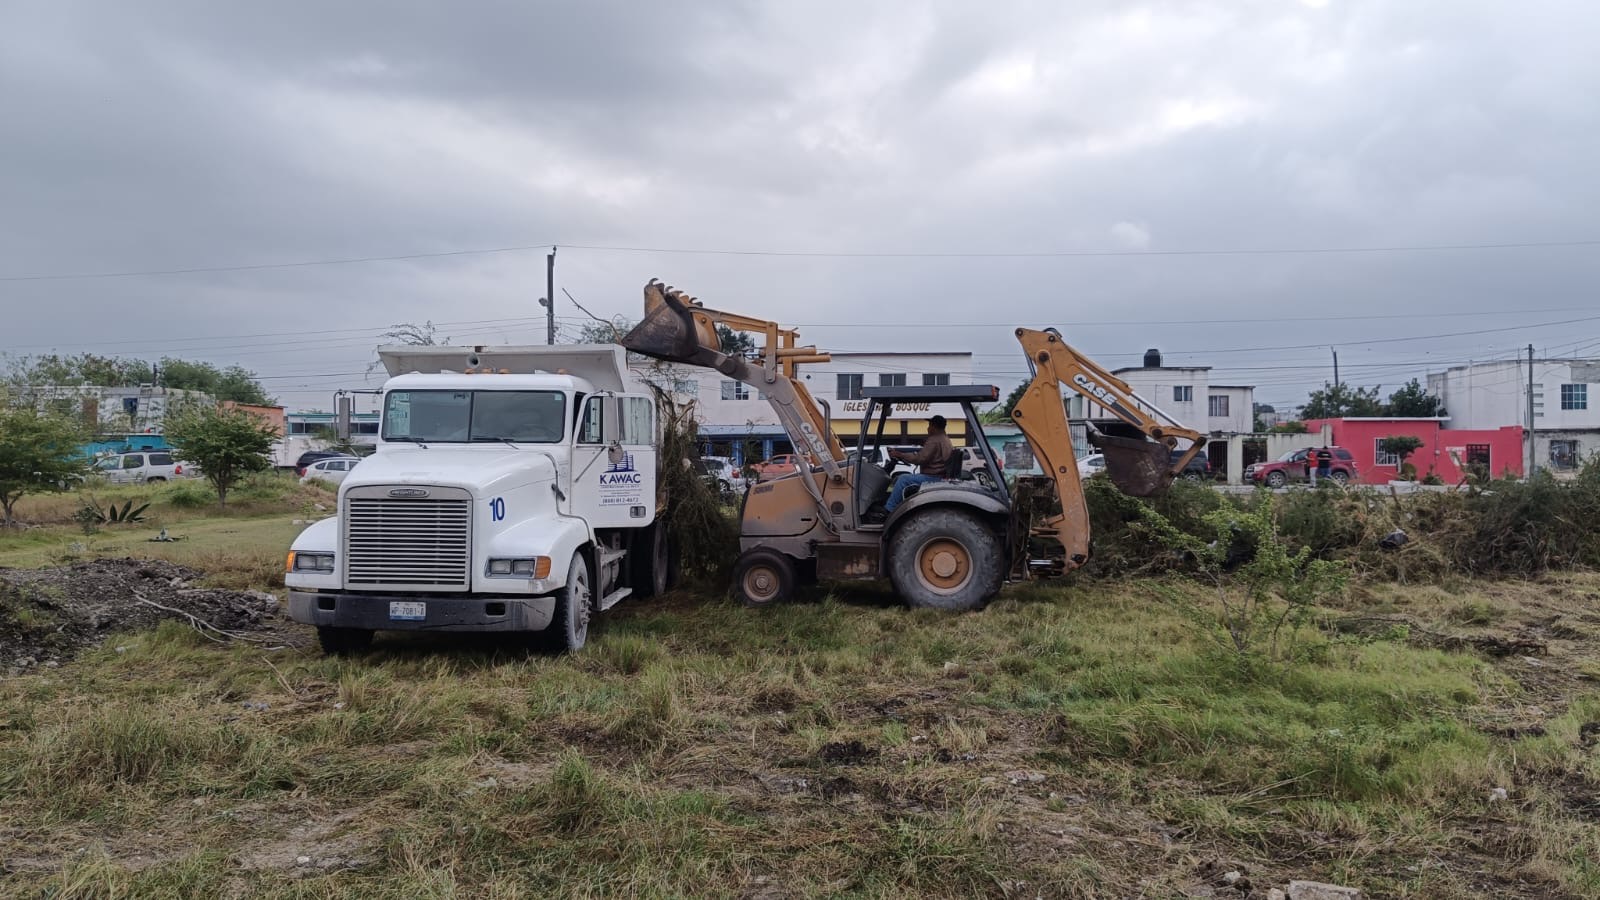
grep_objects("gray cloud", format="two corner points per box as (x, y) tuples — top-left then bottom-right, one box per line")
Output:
(2, 0), (1597, 409)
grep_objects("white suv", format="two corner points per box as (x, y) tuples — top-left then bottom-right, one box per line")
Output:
(94, 451), (187, 484)
(300, 456), (362, 486)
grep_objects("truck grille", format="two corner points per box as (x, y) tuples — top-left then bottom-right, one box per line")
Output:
(344, 490), (472, 590)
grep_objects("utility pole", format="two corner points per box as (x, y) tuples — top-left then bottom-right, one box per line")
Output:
(1331, 347), (1340, 416)
(1527, 343), (1536, 476)
(544, 246), (557, 345)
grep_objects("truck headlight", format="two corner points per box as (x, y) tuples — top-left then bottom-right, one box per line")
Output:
(290, 551), (336, 573)
(487, 557), (551, 578)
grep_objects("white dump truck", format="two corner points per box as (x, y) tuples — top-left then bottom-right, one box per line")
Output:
(286, 344), (670, 655)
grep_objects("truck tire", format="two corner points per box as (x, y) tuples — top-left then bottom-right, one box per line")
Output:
(734, 549), (795, 607)
(542, 550), (593, 653)
(887, 508), (1002, 612)
(317, 626), (373, 656)
(1265, 471), (1287, 488)
(630, 523), (671, 599)
(1330, 470), (1350, 486)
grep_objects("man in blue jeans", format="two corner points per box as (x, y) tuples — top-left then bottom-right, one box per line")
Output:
(885, 415), (954, 512)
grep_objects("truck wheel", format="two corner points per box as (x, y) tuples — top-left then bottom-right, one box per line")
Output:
(734, 549), (794, 607)
(888, 508), (1002, 612)
(630, 523), (670, 599)
(543, 551), (592, 653)
(316, 626), (373, 656)
(1330, 470), (1350, 486)
(1265, 471), (1287, 488)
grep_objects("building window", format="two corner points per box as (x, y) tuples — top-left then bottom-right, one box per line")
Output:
(1550, 439), (1580, 470)
(1465, 444), (1491, 469)
(879, 373), (907, 387)
(1208, 395), (1229, 418)
(1561, 384), (1588, 410)
(837, 374), (863, 400)
(721, 381), (749, 401)
(923, 373), (950, 386)
(1173, 386), (1192, 402)
(352, 421), (380, 435)
(1374, 438), (1399, 467)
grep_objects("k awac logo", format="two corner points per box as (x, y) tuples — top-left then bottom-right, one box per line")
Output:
(601, 452), (642, 485)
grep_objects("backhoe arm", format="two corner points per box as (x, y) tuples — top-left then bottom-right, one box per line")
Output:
(622, 280), (846, 480)
(1010, 328), (1206, 574)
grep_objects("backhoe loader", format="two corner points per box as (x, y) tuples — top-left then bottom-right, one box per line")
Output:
(622, 280), (1205, 610)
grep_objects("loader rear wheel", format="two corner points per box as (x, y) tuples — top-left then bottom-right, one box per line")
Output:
(888, 508), (1002, 612)
(734, 549), (795, 607)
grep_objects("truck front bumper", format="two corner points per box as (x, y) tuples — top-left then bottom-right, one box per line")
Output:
(288, 590), (556, 633)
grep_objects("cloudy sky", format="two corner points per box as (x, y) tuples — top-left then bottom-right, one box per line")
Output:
(3, 0), (1598, 412)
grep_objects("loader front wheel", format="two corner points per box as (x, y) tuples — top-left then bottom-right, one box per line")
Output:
(734, 549), (795, 607)
(888, 508), (1002, 612)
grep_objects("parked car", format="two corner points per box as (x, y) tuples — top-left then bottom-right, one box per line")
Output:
(300, 456), (362, 486)
(1077, 453), (1106, 479)
(751, 453), (801, 481)
(295, 450), (345, 477)
(696, 456), (748, 495)
(1172, 449), (1211, 482)
(956, 446), (1000, 474)
(846, 445), (924, 478)
(93, 451), (189, 484)
(1246, 447), (1358, 488)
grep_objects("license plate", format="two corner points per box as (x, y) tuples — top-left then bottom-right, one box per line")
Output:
(389, 601), (426, 621)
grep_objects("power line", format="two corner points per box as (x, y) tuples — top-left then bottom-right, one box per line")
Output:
(7, 236), (1600, 282)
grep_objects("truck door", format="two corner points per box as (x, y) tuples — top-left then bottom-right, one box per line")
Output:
(571, 394), (658, 529)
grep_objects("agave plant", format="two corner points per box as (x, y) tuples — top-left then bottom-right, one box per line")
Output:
(75, 497), (151, 528)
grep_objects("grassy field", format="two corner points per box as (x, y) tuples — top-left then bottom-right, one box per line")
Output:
(2, 481), (1600, 897)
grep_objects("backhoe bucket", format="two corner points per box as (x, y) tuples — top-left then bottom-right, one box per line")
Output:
(621, 281), (719, 367)
(1091, 432), (1173, 497)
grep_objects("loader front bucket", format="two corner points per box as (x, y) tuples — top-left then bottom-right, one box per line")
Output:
(1091, 432), (1174, 497)
(621, 281), (719, 366)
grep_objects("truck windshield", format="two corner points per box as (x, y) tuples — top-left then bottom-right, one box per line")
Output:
(382, 390), (566, 443)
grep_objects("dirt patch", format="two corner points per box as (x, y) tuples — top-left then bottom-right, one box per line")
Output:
(0, 558), (290, 669)
(233, 803), (378, 875)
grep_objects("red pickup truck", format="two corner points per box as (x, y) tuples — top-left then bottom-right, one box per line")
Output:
(751, 454), (800, 481)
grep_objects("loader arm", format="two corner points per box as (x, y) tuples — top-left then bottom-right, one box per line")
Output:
(622, 280), (846, 500)
(1010, 328), (1206, 574)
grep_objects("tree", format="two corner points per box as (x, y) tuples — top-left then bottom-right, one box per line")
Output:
(157, 358), (272, 405)
(717, 324), (756, 357)
(983, 380), (1029, 424)
(4, 353), (272, 405)
(1379, 435), (1425, 480)
(1268, 421), (1309, 434)
(382, 321), (447, 346)
(0, 403), (88, 526)
(165, 405), (277, 507)
(1301, 382), (1383, 419)
(1384, 379), (1445, 418)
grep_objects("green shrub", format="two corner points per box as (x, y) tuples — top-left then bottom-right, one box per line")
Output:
(163, 481), (216, 509)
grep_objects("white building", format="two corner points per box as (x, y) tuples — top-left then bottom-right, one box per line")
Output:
(22, 384), (213, 433)
(649, 351), (977, 464)
(272, 410), (382, 468)
(1074, 350), (1254, 436)
(1428, 358), (1600, 471)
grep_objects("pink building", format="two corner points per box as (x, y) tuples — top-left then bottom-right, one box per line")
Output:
(1303, 417), (1524, 484)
